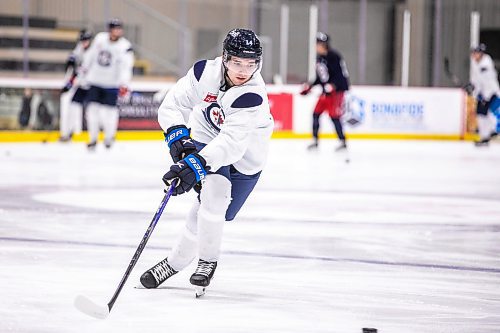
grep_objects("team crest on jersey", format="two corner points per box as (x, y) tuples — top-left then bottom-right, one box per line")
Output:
(203, 103), (225, 131)
(204, 93), (218, 103)
(97, 50), (112, 67)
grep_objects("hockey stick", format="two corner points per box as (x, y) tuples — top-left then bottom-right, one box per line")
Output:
(74, 179), (178, 319)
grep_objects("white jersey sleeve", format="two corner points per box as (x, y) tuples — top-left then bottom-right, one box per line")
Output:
(157, 66), (202, 129)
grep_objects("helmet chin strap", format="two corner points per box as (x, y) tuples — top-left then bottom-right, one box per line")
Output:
(220, 63), (234, 92)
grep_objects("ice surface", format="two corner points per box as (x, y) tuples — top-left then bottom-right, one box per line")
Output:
(1, 139), (500, 333)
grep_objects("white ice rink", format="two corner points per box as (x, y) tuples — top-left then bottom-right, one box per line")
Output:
(1, 139), (500, 333)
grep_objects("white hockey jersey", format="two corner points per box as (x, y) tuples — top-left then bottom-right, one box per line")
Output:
(81, 32), (134, 88)
(470, 54), (500, 101)
(158, 57), (274, 175)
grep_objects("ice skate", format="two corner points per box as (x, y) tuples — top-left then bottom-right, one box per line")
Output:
(190, 259), (217, 297)
(474, 139), (490, 147)
(104, 137), (115, 149)
(140, 257), (178, 289)
(59, 133), (72, 142)
(334, 141), (347, 152)
(307, 141), (319, 150)
(87, 141), (97, 151)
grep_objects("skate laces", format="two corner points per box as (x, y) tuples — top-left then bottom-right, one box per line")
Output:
(194, 259), (216, 277)
(151, 259), (177, 283)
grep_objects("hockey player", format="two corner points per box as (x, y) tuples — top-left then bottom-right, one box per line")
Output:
(59, 29), (92, 142)
(80, 18), (134, 150)
(140, 28), (274, 296)
(469, 43), (499, 146)
(300, 32), (350, 151)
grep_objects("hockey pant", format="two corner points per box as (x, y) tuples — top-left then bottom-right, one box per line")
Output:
(59, 88), (83, 137)
(85, 102), (119, 144)
(477, 111), (497, 140)
(168, 174), (231, 271)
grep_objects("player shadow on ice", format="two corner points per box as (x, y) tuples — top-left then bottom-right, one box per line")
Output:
(134, 284), (266, 302)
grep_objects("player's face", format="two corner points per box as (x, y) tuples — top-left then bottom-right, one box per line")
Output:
(225, 56), (259, 85)
(316, 43), (328, 55)
(109, 27), (123, 41)
(471, 51), (482, 63)
(81, 40), (91, 49)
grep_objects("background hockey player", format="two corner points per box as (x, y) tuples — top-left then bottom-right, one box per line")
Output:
(469, 43), (499, 146)
(140, 28), (274, 296)
(59, 29), (92, 142)
(80, 18), (134, 150)
(300, 32), (350, 151)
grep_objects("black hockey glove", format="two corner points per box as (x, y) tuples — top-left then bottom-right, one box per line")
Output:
(164, 125), (197, 163)
(300, 83), (312, 95)
(163, 153), (209, 196)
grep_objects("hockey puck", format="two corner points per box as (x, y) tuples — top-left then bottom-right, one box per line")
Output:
(362, 328), (377, 333)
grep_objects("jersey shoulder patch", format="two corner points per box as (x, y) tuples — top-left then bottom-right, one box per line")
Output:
(231, 92), (263, 109)
(193, 60), (207, 82)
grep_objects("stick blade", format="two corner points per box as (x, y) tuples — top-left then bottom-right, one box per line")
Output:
(74, 295), (110, 319)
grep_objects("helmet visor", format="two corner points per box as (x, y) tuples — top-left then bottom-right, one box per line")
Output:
(225, 57), (260, 76)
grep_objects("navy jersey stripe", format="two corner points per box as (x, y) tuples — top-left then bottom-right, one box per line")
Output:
(231, 92), (263, 108)
(193, 60), (207, 82)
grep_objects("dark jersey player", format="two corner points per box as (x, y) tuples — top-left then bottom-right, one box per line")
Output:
(301, 32), (350, 151)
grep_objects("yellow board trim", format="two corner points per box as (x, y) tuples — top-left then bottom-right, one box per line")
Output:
(0, 130), (479, 143)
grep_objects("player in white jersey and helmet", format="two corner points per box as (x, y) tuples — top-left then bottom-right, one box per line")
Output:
(140, 28), (274, 296)
(80, 18), (134, 150)
(59, 29), (92, 142)
(469, 43), (499, 146)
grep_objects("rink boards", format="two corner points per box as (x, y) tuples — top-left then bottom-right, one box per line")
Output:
(0, 78), (479, 142)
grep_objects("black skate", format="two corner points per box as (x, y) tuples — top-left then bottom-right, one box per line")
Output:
(59, 133), (72, 142)
(104, 138), (115, 149)
(190, 259), (217, 297)
(140, 258), (178, 289)
(87, 141), (97, 151)
(334, 141), (347, 152)
(474, 139), (490, 147)
(307, 142), (318, 150)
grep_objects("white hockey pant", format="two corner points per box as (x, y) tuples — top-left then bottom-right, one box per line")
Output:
(477, 111), (497, 140)
(86, 102), (119, 144)
(59, 90), (82, 137)
(168, 174), (232, 270)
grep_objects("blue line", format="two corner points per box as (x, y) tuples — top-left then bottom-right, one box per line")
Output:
(2, 236), (500, 274)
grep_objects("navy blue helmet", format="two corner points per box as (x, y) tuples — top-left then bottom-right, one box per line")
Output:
(108, 18), (123, 30)
(223, 28), (262, 60)
(316, 31), (330, 44)
(471, 43), (486, 53)
(78, 29), (92, 41)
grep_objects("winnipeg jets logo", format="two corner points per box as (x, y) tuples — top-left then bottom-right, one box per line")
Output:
(97, 50), (112, 67)
(316, 61), (329, 83)
(203, 103), (225, 132)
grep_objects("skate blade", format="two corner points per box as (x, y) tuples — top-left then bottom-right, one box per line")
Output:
(194, 286), (206, 298)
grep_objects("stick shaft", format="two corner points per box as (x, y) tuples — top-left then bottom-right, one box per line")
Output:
(107, 182), (177, 311)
